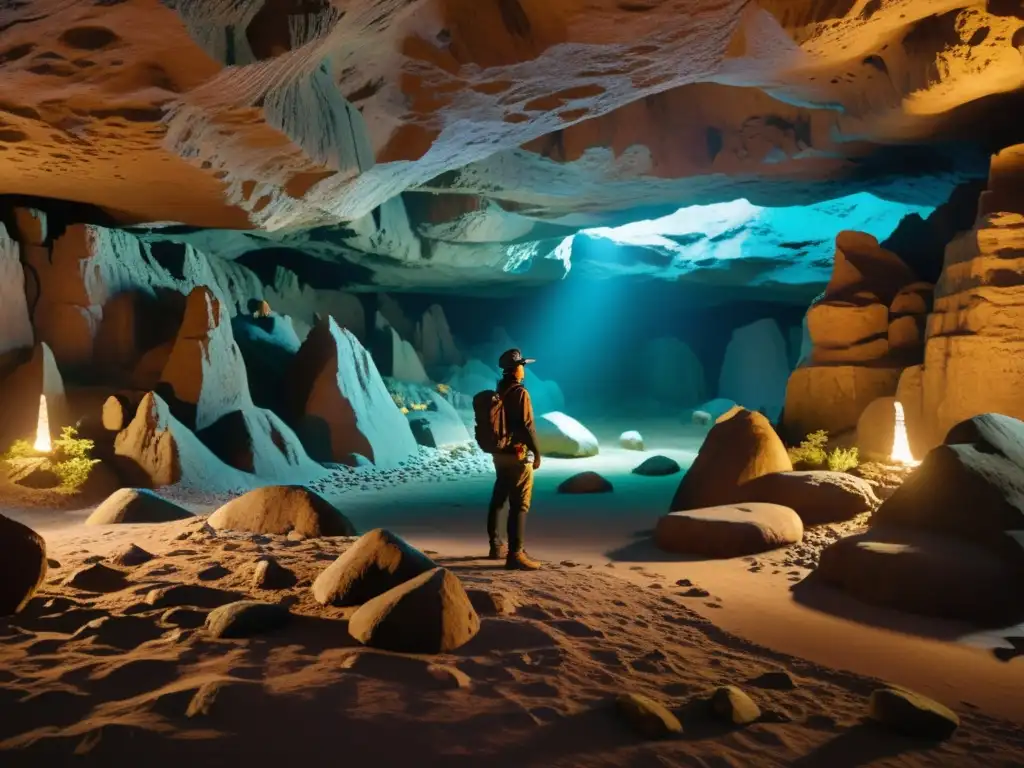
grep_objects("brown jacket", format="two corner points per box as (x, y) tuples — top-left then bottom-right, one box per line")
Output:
(498, 377), (540, 457)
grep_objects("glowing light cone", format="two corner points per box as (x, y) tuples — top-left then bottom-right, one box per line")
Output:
(33, 394), (51, 453)
(890, 401), (918, 466)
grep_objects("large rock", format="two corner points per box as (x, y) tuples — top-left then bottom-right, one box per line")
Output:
(208, 485), (355, 538)
(86, 488), (194, 525)
(718, 319), (790, 422)
(312, 529), (436, 606)
(632, 455), (681, 476)
(619, 430), (644, 450)
(868, 688), (959, 741)
(536, 412), (599, 458)
(348, 567), (480, 653)
(113, 392), (254, 492)
(733, 471), (880, 525)
(159, 286), (251, 430)
(558, 471), (613, 494)
(205, 600), (290, 639)
(0, 224), (33, 357)
(825, 231), (918, 306)
(405, 389), (470, 447)
(287, 317), (417, 469)
(871, 414), (1024, 560)
(855, 396), (898, 462)
(416, 304), (462, 370)
(0, 342), (68, 451)
(783, 365), (902, 439)
(670, 407), (791, 511)
(374, 312), (429, 383)
(816, 528), (1024, 624)
(0, 513), (47, 616)
(655, 503), (803, 558)
(636, 337), (705, 407)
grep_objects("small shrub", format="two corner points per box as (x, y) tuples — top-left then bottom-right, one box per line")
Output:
(2, 439), (37, 461)
(788, 430), (829, 468)
(827, 446), (859, 473)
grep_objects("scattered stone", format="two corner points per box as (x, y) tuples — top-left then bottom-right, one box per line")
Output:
(656, 504), (804, 558)
(208, 485), (355, 538)
(733, 471), (880, 525)
(670, 407), (791, 511)
(65, 562), (129, 593)
(46, 558), (61, 569)
(145, 584), (242, 609)
(557, 471), (613, 494)
(710, 686), (761, 725)
(675, 579), (692, 587)
(868, 687), (960, 740)
(252, 557), (298, 590)
(348, 567), (480, 654)
(467, 588), (516, 616)
(312, 528), (436, 607)
(0, 513), (47, 616)
(186, 681), (245, 718)
(205, 600), (290, 639)
(102, 394), (129, 432)
(86, 488), (194, 525)
(615, 693), (682, 738)
(632, 455), (681, 477)
(427, 664), (473, 689)
(109, 543), (155, 567)
(682, 587), (710, 598)
(619, 431), (644, 451)
(160, 607), (207, 629)
(198, 563), (230, 581)
(750, 670), (797, 690)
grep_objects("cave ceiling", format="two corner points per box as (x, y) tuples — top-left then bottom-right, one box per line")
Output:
(0, 0), (1021, 298)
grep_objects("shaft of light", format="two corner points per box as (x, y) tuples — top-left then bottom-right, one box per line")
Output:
(33, 394), (51, 453)
(891, 401), (918, 465)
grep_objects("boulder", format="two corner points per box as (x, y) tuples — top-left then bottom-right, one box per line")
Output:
(783, 365), (902, 438)
(690, 398), (736, 425)
(825, 231), (918, 306)
(0, 513), (47, 616)
(710, 686), (761, 725)
(732, 471), (880, 525)
(815, 528), (1024, 624)
(0, 342), (68, 452)
(252, 557), (297, 590)
(0, 225), (33, 357)
(871, 415), (1024, 559)
(895, 365), (929, 457)
(670, 407), (791, 511)
(855, 396), (899, 461)
(113, 391), (254, 492)
(655, 503), (803, 558)
(66, 562), (129, 593)
(102, 395), (130, 432)
(208, 485), (355, 538)
(558, 471), (613, 494)
(86, 488), (194, 525)
(536, 412), (599, 458)
(718, 319), (790, 422)
(311, 528), (436, 606)
(110, 543), (155, 567)
(636, 337), (705, 407)
(159, 287), (252, 430)
(197, 408), (328, 482)
(868, 688), (959, 740)
(632, 455), (681, 477)
(348, 567), (480, 653)
(287, 317), (417, 469)
(614, 693), (682, 738)
(619, 430), (644, 451)
(205, 600), (290, 639)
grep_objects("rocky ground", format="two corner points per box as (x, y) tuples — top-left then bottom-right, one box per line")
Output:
(2, 515), (1023, 767)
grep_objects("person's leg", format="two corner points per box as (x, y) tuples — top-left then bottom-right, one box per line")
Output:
(487, 456), (511, 556)
(506, 462), (540, 569)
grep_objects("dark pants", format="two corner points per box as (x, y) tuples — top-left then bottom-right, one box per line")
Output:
(487, 452), (534, 553)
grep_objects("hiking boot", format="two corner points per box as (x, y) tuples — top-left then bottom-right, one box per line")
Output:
(488, 542), (509, 560)
(505, 551), (542, 571)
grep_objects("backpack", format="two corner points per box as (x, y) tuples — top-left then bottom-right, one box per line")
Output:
(472, 386), (518, 454)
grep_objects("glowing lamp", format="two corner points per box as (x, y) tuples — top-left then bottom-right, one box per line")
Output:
(890, 401), (918, 466)
(33, 394), (52, 453)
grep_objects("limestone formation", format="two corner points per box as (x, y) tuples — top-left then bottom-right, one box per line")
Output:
(374, 312), (430, 383)
(670, 407), (791, 511)
(208, 486), (355, 538)
(348, 567), (480, 654)
(197, 408), (327, 482)
(718, 319), (789, 422)
(287, 317), (417, 469)
(86, 488), (194, 525)
(655, 504), (803, 558)
(733, 471), (880, 525)
(536, 412), (599, 458)
(825, 231), (918, 306)
(0, 513), (47, 616)
(312, 529), (436, 607)
(113, 392), (254, 492)
(416, 304), (463, 370)
(557, 471), (614, 494)
(0, 342), (68, 451)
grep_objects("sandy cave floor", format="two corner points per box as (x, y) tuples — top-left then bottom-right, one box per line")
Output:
(2, 418), (1024, 766)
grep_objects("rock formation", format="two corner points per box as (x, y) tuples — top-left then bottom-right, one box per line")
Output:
(287, 317), (417, 468)
(656, 503), (804, 558)
(0, 513), (47, 616)
(415, 305), (463, 371)
(373, 313), (430, 383)
(718, 319), (790, 422)
(207, 485), (355, 538)
(0, 342), (68, 451)
(86, 488), (193, 525)
(0, 224), (33, 358)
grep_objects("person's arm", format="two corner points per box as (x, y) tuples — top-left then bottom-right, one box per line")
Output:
(517, 387), (541, 458)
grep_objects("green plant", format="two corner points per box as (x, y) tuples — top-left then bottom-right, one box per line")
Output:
(52, 427), (100, 494)
(827, 446), (860, 473)
(788, 429), (829, 468)
(2, 439), (37, 461)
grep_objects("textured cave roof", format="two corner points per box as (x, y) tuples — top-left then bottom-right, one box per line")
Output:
(0, 0), (1021, 293)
